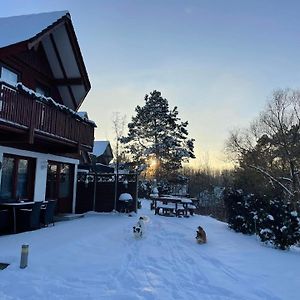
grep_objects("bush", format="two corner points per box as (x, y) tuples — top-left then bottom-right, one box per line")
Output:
(258, 198), (300, 250)
(224, 189), (256, 234)
(138, 180), (151, 198)
(224, 189), (300, 249)
(137, 200), (142, 209)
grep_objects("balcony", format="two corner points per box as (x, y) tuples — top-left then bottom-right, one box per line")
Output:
(0, 82), (95, 153)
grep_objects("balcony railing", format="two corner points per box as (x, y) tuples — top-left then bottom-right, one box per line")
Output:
(0, 82), (95, 151)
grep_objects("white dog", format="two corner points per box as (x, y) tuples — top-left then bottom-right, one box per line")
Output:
(133, 217), (145, 239)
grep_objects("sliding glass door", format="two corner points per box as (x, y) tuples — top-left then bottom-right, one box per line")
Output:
(0, 155), (35, 201)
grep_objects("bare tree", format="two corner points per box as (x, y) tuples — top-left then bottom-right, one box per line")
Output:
(112, 112), (127, 171)
(226, 89), (300, 210)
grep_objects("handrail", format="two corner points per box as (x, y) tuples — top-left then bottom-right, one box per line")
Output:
(0, 81), (94, 149)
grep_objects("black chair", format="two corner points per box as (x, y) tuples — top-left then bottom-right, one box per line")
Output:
(40, 200), (57, 227)
(17, 201), (43, 232)
(0, 210), (11, 234)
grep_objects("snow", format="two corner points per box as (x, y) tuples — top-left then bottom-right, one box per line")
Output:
(0, 199), (299, 300)
(291, 211), (298, 217)
(92, 141), (110, 156)
(16, 83), (96, 126)
(119, 193), (133, 201)
(0, 11), (69, 48)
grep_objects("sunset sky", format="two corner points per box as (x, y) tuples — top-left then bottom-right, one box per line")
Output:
(2, 0), (300, 169)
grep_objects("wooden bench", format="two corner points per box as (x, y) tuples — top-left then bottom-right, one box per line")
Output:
(155, 203), (176, 216)
(174, 204), (184, 217)
(187, 204), (196, 216)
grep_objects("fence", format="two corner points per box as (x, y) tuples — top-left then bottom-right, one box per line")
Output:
(76, 172), (138, 213)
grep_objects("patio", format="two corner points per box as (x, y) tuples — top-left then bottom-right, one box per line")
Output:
(0, 200), (57, 234)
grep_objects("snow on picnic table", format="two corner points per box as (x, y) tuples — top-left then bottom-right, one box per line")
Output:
(0, 199), (299, 300)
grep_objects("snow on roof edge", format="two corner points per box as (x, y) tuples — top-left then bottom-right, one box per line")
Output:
(0, 11), (69, 49)
(16, 82), (96, 127)
(92, 141), (112, 156)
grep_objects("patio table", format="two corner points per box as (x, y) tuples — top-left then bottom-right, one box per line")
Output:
(0, 202), (35, 233)
(151, 196), (195, 217)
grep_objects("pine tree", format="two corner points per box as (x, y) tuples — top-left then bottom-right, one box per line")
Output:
(121, 90), (195, 179)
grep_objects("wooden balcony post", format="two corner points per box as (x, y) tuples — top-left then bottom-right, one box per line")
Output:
(28, 100), (37, 144)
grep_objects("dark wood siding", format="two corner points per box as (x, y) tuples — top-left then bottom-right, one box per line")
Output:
(0, 44), (62, 103)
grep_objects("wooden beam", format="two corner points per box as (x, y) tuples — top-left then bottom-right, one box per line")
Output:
(54, 77), (83, 85)
(28, 102), (37, 144)
(27, 18), (66, 50)
(64, 20), (91, 108)
(49, 33), (78, 110)
(0, 42), (27, 59)
(0, 123), (27, 134)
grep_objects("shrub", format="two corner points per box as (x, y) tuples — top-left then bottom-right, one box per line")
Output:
(258, 199), (300, 250)
(224, 189), (300, 249)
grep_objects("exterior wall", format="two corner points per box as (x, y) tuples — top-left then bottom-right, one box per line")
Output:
(0, 45), (62, 103)
(0, 145), (79, 210)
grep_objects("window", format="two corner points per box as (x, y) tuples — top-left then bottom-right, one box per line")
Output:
(0, 66), (18, 86)
(0, 155), (35, 201)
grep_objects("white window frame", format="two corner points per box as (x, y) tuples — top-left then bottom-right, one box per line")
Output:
(0, 66), (18, 87)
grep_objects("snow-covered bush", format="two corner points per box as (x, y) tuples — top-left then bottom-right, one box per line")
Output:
(223, 189), (257, 234)
(223, 189), (300, 249)
(258, 198), (300, 250)
(138, 180), (151, 198)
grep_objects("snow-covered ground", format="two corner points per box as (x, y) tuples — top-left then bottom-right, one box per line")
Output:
(0, 199), (299, 300)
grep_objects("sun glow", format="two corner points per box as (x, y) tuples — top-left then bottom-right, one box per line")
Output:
(149, 158), (158, 168)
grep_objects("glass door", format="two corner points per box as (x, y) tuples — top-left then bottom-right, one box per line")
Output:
(46, 162), (74, 213)
(0, 155), (35, 202)
(0, 157), (14, 200)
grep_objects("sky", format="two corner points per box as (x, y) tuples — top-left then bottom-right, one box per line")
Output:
(2, 0), (300, 169)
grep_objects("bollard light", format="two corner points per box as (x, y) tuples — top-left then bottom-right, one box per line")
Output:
(20, 244), (29, 269)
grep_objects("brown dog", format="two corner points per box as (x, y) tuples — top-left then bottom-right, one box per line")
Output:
(196, 226), (207, 244)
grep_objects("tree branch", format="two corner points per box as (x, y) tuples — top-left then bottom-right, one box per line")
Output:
(248, 164), (294, 196)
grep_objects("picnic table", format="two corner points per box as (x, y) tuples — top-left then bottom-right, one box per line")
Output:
(151, 195), (196, 217)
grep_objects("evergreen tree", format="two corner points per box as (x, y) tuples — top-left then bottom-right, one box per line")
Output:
(258, 198), (300, 250)
(121, 90), (195, 179)
(224, 189), (300, 250)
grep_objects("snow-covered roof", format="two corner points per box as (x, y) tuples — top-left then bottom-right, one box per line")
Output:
(0, 11), (68, 48)
(76, 111), (89, 119)
(0, 11), (91, 112)
(92, 141), (111, 157)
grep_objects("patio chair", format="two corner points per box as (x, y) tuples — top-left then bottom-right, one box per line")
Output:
(0, 209), (11, 234)
(40, 200), (57, 227)
(17, 201), (43, 232)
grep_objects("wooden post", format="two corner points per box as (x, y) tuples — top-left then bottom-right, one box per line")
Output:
(28, 100), (36, 144)
(93, 173), (96, 211)
(135, 173), (138, 213)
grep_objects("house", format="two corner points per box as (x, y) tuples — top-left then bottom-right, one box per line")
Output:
(88, 140), (113, 173)
(0, 11), (96, 214)
(92, 141), (113, 165)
